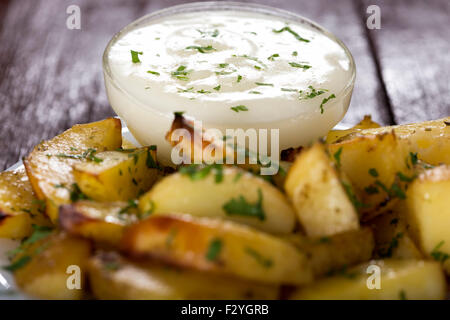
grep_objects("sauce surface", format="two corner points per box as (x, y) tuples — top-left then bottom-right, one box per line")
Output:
(107, 11), (353, 125)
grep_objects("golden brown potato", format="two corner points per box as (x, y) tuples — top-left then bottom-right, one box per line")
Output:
(24, 118), (122, 222)
(291, 259), (446, 300)
(286, 228), (374, 277)
(6, 231), (91, 299)
(336, 117), (450, 166)
(326, 115), (381, 144)
(89, 252), (279, 300)
(0, 168), (51, 239)
(121, 214), (313, 285)
(139, 166), (296, 234)
(328, 131), (412, 220)
(366, 208), (422, 260)
(404, 165), (450, 274)
(284, 143), (360, 237)
(59, 201), (139, 247)
(73, 146), (159, 202)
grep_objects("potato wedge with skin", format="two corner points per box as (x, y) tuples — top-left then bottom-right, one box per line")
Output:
(89, 252), (279, 300)
(337, 117), (450, 165)
(121, 215), (313, 285)
(328, 132), (412, 219)
(366, 208), (422, 259)
(139, 166), (296, 234)
(404, 165), (450, 274)
(291, 259), (446, 300)
(73, 146), (159, 202)
(6, 232), (91, 299)
(284, 143), (359, 237)
(0, 168), (51, 239)
(285, 228), (374, 277)
(24, 118), (122, 222)
(59, 201), (139, 246)
(326, 115), (381, 144)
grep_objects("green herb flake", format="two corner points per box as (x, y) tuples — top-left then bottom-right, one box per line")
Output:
(185, 45), (215, 53)
(218, 63), (229, 68)
(378, 232), (403, 258)
(70, 183), (90, 202)
(369, 168), (379, 177)
(431, 241), (450, 263)
(223, 189), (265, 221)
(364, 185), (379, 194)
(292, 51), (298, 56)
(249, 91), (261, 94)
(342, 181), (366, 210)
(245, 247), (273, 268)
(255, 82), (274, 87)
(205, 238), (223, 261)
(3, 256), (31, 272)
(319, 94), (336, 114)
(119, 199), (138, 215)
(171, 65), (190, 81)
(273, 26), (310, 43)
(130, 50), (143, 63)
(267, 53), (280, 61)
(213, 85), (221, 91)
(237, 75), (243, 83)
(410, 152), (418, 165)
(231, 105), (248, 112)
(333, 147), (343, 168)
(399, 290), (407, 300)
(147, 70), (160, 76)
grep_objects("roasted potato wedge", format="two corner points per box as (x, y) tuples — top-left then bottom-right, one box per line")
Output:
(0, 168), (51, 239)
(59, 201), (139, 246)
(404, 165), (450, 274)
(337, 117), (449, 165)
(285, 143), (360, 237)
(24, 118), (122, 222)
(121, 215), (313, 285)
(326, 115), (381, 144)
(328, 131), (412, 219)
(73, 146), (159, 202)
(5, 231), (91, 299)
(366, 208), (422, 259)
(286, 228), (374, 277)
(291, 259), (446, 300)
(139, 166), (296, 234)
(89, 252), (279, 300)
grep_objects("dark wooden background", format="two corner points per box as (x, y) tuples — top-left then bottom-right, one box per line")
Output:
(0, 0), (449, 170)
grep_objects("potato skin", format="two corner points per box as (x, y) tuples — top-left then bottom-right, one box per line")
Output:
(291, 259), (446, 300)
(139, 167), (296, 234)
(59, 201), (138, 247)
(285, 143), (360, 237)
(0, 168), (51, 239)
(24, 118), (122, 222)
(121, 214), (313, 285)
(89, 252), (279, 300)
(73, 147), (159, 202)
(10, 232), (91, 299)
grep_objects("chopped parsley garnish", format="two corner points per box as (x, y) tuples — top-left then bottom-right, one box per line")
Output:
(289, 62), (311, 70)
(378, 232), (403, 258)
(171, 65), (191, 81)
(185, 45), (215, 53)
(196, 29), (219, 38)
(70, 183), (90, 202)
(245, 247), (273, 268)
(147, 70), (160, 76)
(431, 241), (450, 263)
(218, 63), (229, 68)
(119, 199), (138, 214)
(104, 261), (121, 271)
(342, 181), (366, 210)
(179, 164), (224, 183)
(267, 53), (280, 61)
(232, 54), (266, 68)
(3, 256), (31, 272)
(318, 237), (331, 244)
(409, 152), (418, 165)
(205, 238), (223, 261)
(177, 87), (194, 93)
(319, 94), (336, 114)
(254, 65), (262, 70)
(223, 189), (265, 221)
(281, 88), (298, 92)
(55, 148), (103, 163)
(130, 50), (143, 63)
(249, 91), (262, 94)
(146, 147), (159, 169)
(397, 171), (415, 182)
(231, 105), (248, 112)
(390, 183), (406, 199)
(255, 82), (274, 87)
(292, 51), (298, 56)
(237, 75), (243, 83)
(399, 290), (407, 300)
(273, 26), (310, 43)
(299, 86), (327, 100)
(197, 89), (211, 94)
(368, 168), (379, 177)
(333, 147), (343, 169)
(141, 200), (155, 219)
(364, 185), (379, 194)
(213, 85), (221, 91)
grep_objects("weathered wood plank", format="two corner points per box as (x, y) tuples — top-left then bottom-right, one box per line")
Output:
(361, 0), (450, 124)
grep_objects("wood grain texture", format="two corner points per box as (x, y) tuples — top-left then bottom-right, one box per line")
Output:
(361, 0), (450, 124)
(0, 0), (447, 170)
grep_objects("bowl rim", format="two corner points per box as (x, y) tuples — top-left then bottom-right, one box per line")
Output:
(102, 1), (356, 115)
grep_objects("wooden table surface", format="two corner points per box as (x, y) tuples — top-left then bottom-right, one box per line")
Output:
(0, 0), (448, 170)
